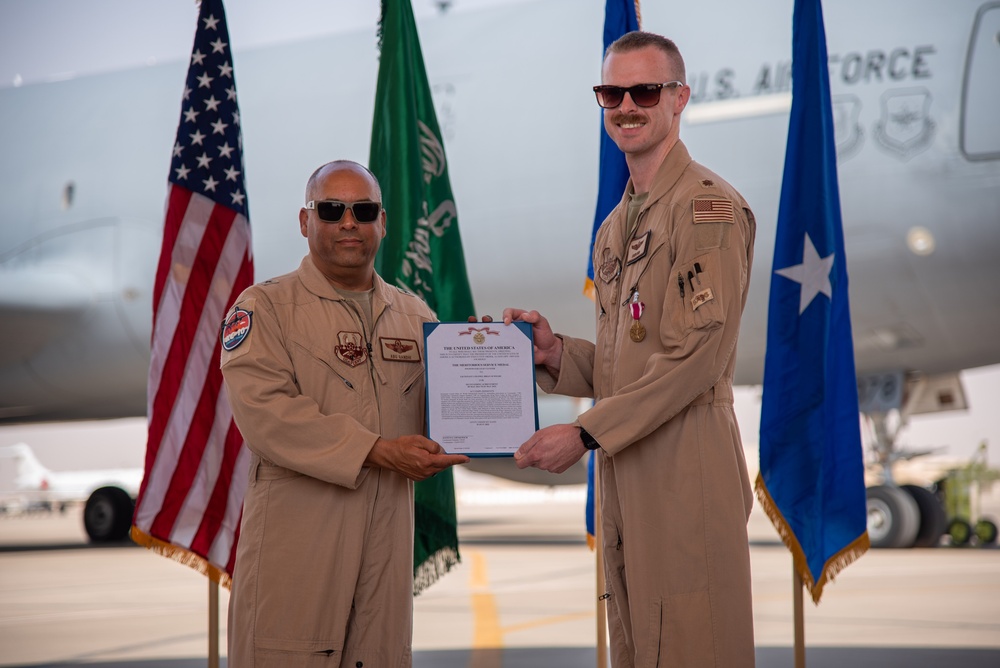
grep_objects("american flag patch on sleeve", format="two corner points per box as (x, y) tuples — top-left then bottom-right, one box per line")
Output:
(693, 198), (735, 223)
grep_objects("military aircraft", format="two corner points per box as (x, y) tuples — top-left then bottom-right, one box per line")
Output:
(0, 442), (142, 539)
(1, 0), (998, 545)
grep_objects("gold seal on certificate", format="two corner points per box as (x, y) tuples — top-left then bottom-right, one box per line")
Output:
(424, 322), (539, 457)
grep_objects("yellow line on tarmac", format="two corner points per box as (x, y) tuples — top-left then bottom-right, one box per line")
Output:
(467, 548), (596, 668)
(469, 550), (503, 649)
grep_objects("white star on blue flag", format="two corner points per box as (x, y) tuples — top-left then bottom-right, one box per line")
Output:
(169, 11), (248, 219)
(774, 232), (835, 314)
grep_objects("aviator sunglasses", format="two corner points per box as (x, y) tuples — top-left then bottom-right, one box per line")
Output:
(306, 200), (382, 223)
(592, 81), (685, 109)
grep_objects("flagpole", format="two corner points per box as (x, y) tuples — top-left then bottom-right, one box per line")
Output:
(595, 459), (607, 668)
(209, 579), (220, 668)
(793, 565), (805, 668)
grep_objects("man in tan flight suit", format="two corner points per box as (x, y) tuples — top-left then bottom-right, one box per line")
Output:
(221, 160), (469, 667)
(504, 32), (756, 666)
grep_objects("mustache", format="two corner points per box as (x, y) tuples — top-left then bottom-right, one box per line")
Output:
(612, 112), (646, 125)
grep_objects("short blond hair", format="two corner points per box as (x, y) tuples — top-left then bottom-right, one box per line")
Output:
(605, 31), (686, 84)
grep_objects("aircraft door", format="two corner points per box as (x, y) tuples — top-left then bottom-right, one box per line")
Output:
(960, 2), (1000, 160)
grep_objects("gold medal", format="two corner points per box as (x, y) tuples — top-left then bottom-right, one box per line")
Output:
(630, 320), (645, 342)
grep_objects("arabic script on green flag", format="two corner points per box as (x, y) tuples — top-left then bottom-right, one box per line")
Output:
(370, 0), (476, 594)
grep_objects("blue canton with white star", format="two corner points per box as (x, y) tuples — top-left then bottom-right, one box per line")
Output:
(169, 2), (248, 219)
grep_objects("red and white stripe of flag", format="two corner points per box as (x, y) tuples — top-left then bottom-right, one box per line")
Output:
(693, 198), (736, 223)
(132, 184), (252, 584)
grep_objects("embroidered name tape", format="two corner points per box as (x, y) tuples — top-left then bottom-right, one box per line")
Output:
(380, 337), (421, 362)
(691, 288), (715, 311)
(626, 231), (651, 266)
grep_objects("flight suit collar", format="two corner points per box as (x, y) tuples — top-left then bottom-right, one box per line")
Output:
(620, 140), (694, 212)
(295, 255), (396, 313)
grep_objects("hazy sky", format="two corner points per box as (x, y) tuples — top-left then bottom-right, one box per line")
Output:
(0, 0), (523, 88)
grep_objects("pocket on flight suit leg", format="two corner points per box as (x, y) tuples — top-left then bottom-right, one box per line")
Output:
(654, 591), (717, 667)
(254, 638), (344, 666)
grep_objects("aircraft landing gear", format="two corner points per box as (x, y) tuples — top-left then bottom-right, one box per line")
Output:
(83, 486), (135, 542)
(866, 484), (919, 548)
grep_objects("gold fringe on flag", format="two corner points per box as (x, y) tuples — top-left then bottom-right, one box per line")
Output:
(754, 473), (870, 604)
(130, 526), (233, 590)
(634, 0), (642, 29)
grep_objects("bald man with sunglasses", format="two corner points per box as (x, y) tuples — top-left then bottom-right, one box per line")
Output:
(221, 160), (469, 667)
(504, 32), (756, 667)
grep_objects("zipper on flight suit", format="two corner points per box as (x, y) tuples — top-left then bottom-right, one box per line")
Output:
(340, 296), (389, 533)
(619, 241), (665, 308)
(606, 206), (650, 393)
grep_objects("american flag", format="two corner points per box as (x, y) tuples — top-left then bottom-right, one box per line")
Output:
(692, 198), (736, 223)
(131, 0), (253, 587)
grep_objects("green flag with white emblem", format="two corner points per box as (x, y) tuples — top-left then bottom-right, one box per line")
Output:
(370, 0), (476, 594)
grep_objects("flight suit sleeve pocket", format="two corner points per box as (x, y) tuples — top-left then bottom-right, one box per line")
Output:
(681, 252), (724, 333)
(692, 196), (735, 250)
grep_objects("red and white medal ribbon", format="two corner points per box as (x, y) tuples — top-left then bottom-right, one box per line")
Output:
(630, 293), (645, 321)
(629, 293), (646, 342)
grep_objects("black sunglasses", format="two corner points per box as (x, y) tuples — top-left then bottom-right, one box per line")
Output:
(593, 81), (685, 109)
(305, 200), (382, 223)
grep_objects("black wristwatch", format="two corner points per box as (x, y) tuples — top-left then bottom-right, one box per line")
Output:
(579, 426), (601, 451)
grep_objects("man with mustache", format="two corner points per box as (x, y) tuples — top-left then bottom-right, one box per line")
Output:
(221, 160), (469, 667)
(504, 32), (756, 666)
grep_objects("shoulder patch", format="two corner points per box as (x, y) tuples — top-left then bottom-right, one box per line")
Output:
(221, 308), (252, 351)
(700, 179), (715, 187)
(692, 197), (735, 224)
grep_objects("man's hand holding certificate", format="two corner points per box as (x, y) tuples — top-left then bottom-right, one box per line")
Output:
(424, 322), (539, 456)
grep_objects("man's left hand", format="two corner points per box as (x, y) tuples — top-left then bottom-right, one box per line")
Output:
(513, 423), (587, 473)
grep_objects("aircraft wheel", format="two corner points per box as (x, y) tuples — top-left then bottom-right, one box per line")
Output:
(84, 487), (135, 542)
(947, 518), (973, 547)
(866, 485), (920, 548)
(974, 519), (998, 546)
(900, 484), (948, 548)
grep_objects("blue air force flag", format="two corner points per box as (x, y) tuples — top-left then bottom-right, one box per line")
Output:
(585, 0), (641, 550)
(755, 0), (869, 604)
(583, 0), (640, 300)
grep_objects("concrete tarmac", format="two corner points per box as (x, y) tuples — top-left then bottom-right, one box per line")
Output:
(1, 468), (999, 667)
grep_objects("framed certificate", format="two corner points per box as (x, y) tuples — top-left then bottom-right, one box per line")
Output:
(423, 322), (539, 457)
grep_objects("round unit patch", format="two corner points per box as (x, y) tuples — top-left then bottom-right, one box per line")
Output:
(221, 308), (252, 351)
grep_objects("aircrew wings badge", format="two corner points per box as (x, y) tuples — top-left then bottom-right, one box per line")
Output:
(380, 337), (421, 362)
(221, 308), (252, 351)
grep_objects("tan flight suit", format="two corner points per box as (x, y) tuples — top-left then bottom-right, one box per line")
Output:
(542, 141), (756, 666)
(220, 256), (434, 668)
